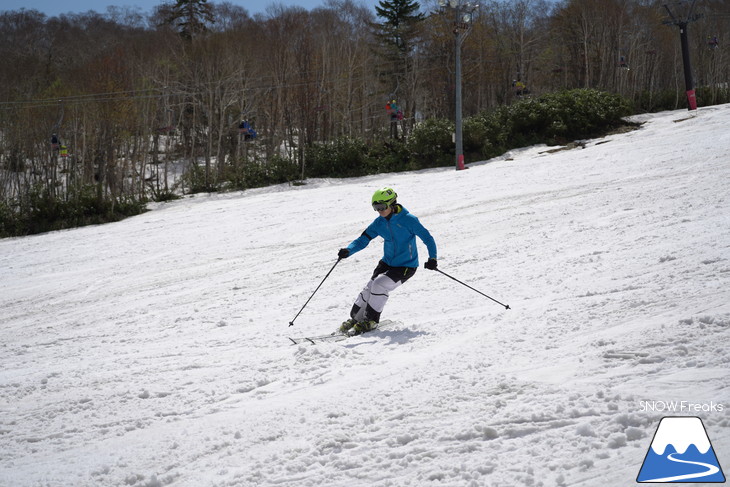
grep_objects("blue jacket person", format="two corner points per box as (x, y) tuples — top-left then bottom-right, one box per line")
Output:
(337, 187), (438, 335)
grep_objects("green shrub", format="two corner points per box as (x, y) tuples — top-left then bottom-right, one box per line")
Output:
(463, 116), (491, 159)
(365, 139), (411, 174)
(305, 136), (369, 178)
(238, 162), (268, 189)
(407, 118), (454, 169)
(0, 200), (20, 238)
(635, 89), (680, 113)
(183, 164), (217, 194)
(241, 155), (300, 188)
(468, 88), (632, 159)
(268, 154), (301, 184)
(696, 85), (730, 107)
(0, 184), (147, 238)
(152, 190), (181, 203)
(636, 86), (730, 113)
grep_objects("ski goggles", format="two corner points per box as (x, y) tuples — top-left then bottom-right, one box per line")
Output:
(372, 201), (390, 211)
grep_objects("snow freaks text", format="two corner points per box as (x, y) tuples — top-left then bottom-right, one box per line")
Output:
(639, 401), (724, 413)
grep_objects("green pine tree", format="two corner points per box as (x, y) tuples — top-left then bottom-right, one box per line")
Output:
(373, 0), (425, 138)
(164, 0), (215, 41)
(374, 0), (425, 55)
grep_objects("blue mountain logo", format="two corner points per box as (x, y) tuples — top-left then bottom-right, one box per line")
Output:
(637, 416), (726, 483)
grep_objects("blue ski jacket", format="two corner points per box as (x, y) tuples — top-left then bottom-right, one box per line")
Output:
(346, 205), (437, 268)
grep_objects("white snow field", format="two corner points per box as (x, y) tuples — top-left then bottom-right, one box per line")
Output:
(2, 105), (729, 487)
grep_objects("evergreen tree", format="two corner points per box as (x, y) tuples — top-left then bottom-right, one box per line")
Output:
(164, 0), (215, 41)
(373, 0), (425, 138)
(374, 0), (424, 55)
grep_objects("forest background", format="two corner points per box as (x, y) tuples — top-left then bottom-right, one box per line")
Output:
(0, 0), (728, 236)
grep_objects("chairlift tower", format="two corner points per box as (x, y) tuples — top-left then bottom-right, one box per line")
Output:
(439, 0), (479, 170)
(663, 0), (703, 110)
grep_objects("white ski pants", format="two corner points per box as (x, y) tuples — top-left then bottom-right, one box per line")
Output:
(351, 261), (416, 322)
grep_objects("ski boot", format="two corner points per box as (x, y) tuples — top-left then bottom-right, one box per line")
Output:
(350, 320), (378, 336)
(338, 318), (357, 334)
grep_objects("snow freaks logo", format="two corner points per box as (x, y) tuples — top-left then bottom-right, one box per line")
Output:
(639, 400), (724, 413)
(637, 417), (726, 483)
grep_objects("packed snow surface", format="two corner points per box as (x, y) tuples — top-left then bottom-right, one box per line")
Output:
(2, 105), (729, 486)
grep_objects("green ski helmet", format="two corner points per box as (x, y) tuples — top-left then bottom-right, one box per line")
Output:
(372, 187), (397, 211)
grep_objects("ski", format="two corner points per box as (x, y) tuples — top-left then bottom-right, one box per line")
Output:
(288, 320), (394, 345)
(288, 332), (348, 345)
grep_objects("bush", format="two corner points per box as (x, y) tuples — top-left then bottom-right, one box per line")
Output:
(241, 155), (300, 189)
(635, 89), (681, 113)
(696, 85), (730, 107)
(463, 116), (491, 160)
(406, 118), (454, 169)
(555, 89), (632, 137)
(0, 184), (147, 238)
(295, 89), (632, 178)
(305, 136), (369, 178)
(268, 154), (301, 184)
(366, 139), (411, 174)
(0, 201), (20, 238)
(468, 88), (632, 159)
(183, 164), (217, 194)
(464, 110), (512, 159)
(152, 190), (181, 203)
(636, 86), (730, 113)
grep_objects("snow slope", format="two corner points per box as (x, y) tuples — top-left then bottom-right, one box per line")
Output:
(1, 105), (729, 487)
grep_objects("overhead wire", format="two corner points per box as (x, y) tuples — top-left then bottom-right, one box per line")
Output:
(0, 50), (475, 113)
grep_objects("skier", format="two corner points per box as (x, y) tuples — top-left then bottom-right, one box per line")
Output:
(512, 79), (527, 96)
(337, 187), (438, 335)
(238, 120), (257, 140)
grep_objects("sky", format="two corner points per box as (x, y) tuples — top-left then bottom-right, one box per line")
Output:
(0, 0), (385, 18)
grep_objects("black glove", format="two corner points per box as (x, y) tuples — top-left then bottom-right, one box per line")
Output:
(338, 248), (350, 259)
(424, 258), (438, 270)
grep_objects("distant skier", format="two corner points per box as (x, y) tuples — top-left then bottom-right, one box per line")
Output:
(337, 187), (438, 335)
(512, 79), (528, 96)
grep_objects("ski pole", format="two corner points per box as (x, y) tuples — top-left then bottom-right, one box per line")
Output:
(289, 258), (342, 327)
(435, 268), (511, 310)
